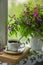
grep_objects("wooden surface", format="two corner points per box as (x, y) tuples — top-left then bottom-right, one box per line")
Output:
(0, 47), (29, 64)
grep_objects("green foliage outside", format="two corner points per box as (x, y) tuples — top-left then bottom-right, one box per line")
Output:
(8, 1), (25, 40)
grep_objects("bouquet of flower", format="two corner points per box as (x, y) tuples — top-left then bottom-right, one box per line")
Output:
(8, 3), (43, 42)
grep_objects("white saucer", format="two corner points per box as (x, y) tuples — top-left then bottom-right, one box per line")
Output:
(4, 47), (25, 54)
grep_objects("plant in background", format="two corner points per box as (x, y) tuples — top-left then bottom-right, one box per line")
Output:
(8, 0), (43, 43)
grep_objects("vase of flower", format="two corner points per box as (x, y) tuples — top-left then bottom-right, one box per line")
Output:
(29, 35), (43, 51)
(8, 1), (43, 51)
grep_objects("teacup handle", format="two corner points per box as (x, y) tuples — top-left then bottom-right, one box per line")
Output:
(19, 43), (25, 48)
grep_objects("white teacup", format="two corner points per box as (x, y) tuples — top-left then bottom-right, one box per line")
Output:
(7, 40), (25, 52)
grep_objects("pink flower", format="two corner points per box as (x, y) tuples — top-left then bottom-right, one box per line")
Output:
(33, 12), (38, 18)
(33, 7), (38, 17)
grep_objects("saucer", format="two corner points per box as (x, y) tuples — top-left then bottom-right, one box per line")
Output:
(4, 47), (25, 54)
